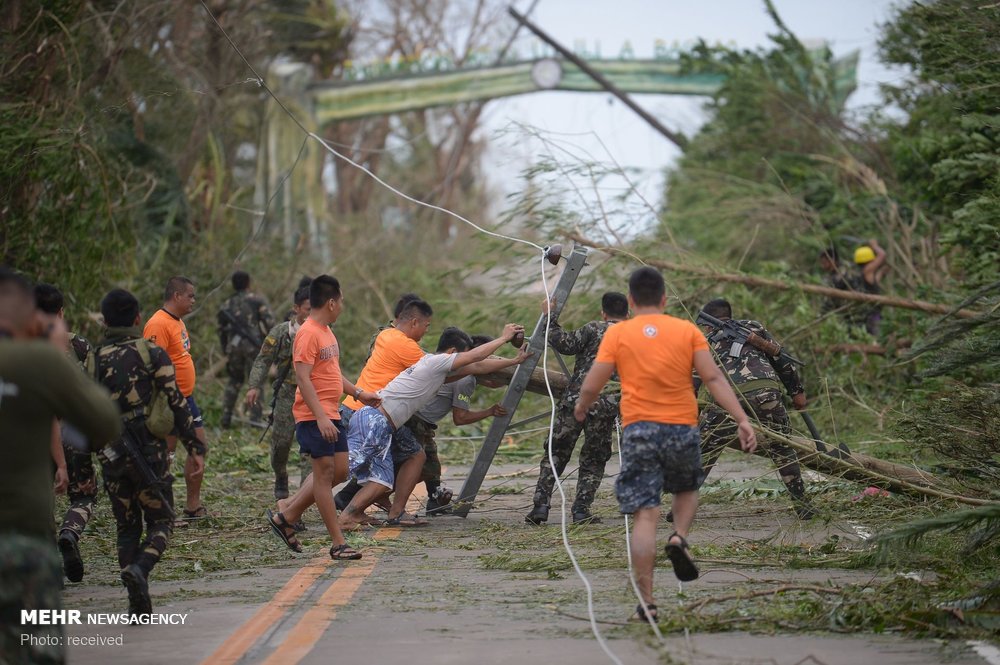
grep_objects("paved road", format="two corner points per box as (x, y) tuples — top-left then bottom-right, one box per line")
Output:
(62, 459), (993, 665)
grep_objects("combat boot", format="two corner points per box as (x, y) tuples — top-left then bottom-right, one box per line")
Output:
(58, 531), (84, 583)
(426, 486), (453, 516)
(572, 509), (602, 525)
(274, 474), (289, 500)
(525, 502), (550, 525)
(220, 411), (233, 429)
(121, 564), (152, 617)
(783, 475), (816, 520)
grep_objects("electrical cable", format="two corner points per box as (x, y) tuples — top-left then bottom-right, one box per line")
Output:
(539, 253), (623, 665)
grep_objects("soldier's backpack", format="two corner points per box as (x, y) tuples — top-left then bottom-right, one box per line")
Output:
(87, 338), (174, 439)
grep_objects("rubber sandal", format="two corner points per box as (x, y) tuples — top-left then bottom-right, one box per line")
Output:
(385, 512), (428, 527)
(329, 543), (362, 560)
(267, 509), (302, 553)
(183, 506), (208, 520)
(629, 603), (658, 624)
(664, 532), (699, 582)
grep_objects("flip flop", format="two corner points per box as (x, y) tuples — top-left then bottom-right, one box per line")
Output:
(267, 509), (302, 553)
(629, 603), (658, 624)
(385, 512), (429, 527)
(664, 532), (699, 582)
(329, 543), (363, 560)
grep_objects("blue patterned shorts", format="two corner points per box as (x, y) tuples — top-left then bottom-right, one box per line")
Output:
(615, 421), (704, 513)
(347, 407), (395, 489)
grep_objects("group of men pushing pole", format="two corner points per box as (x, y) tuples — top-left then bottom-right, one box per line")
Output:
(1, 253), (817, 665)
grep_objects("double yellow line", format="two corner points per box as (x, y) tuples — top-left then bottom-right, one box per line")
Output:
(203, 526), (400, 665)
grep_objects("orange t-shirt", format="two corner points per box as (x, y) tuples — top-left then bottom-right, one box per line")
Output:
(292, 317), (343, 423)
(595, 314), (708, 427)
(144, 308), (196, 397)
(341, 327), (424, 411)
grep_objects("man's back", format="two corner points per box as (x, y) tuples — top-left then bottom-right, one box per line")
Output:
(219, 291), (274, 352)
(0, 340), (120, 539)
(379, 353), (456, 428)
(596, 314), (707, 427)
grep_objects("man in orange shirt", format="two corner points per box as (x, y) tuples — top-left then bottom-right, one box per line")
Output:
(332, 297), (431, 513)
(575, 267), (756, 624)
(266, 275), (381, 560)
(144, 276), (207, 520)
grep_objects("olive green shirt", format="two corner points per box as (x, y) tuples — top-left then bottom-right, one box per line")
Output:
(0, 339), (121, 540)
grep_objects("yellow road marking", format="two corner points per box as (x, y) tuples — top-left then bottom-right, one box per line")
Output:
(201, 556), (331, 665)
(205, 481), (428, 664)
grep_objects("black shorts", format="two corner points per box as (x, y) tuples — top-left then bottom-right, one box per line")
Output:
(296, 419), (348, 458)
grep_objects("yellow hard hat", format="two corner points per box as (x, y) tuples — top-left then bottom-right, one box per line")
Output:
(854, 246), (876, 264)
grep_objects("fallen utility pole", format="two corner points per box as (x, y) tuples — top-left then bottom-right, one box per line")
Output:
(568, 232), (981, 319)
(507, 7), (688, 151)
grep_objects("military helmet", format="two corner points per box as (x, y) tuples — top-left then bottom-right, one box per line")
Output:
(854, 246), (876, 264)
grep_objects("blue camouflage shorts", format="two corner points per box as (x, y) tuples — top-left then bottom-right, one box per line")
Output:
(616, 421), (704, 514)
(347, 407), (395, 489)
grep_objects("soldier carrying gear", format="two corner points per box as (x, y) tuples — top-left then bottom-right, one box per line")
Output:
(35, 282), (100, 583)
(218, 271), (274, 428)
(526, 292), (629, 526)
(696, 298), (816, 520)
(93, 289), (205, 617)
(246, 286), (313, 500)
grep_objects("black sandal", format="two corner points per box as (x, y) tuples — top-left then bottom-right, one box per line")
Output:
(329, 543), (362, 560)
(630, 603), (658, 624)
(267, 509), (302, 553)
(664, 532), (699, 582)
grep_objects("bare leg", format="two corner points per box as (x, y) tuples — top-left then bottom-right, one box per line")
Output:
(629, 506), (660, 607)
(669, 490), (698, 540)
(278, 472), (314, 522)
(387, 450), (426, 520)
(340, 482), (389, 529)
(312, 454), (349, 547)
(184, 427), (208, 512)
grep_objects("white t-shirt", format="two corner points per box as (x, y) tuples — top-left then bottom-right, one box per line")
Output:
(379, 353), (458, 427)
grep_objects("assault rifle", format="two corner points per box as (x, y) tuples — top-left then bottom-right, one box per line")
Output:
(101, 423), (176, 519)
(695, 311), (804, 367)
(219, 308), (264, 351)
(258, 332), (294, 445)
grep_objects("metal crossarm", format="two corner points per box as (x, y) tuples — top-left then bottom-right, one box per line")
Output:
(453, 245), (589, 517)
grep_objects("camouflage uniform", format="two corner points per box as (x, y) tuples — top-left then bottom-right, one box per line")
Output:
(698, 319), (810, 512)
(59, 333), (99, 543)
(248, 320), (311, 497)
(218, 290), (274, 426)
(91, 326), (202, 577)
(531, 318), (620, 517)
(0, 534), (64, 665)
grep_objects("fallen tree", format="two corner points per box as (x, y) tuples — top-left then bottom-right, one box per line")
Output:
(567, 233), (982, 319)
(483, 364), (995, 506)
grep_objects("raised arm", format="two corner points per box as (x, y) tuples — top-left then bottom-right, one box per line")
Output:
(451, 323), (524, 371)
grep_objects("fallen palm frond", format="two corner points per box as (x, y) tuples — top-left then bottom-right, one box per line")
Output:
(876, 503), (1000, 552)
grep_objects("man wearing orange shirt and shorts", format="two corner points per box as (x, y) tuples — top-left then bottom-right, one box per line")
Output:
(575, 267), (757, 624)
(144, 276), (207, 520)
(266, 275), (381, 560)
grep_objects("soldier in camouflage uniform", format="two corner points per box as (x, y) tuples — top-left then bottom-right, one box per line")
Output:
(247, 286), (313, 499)
(218, 271), (274, 428)
(526, 292), (629, 525)
(34, 283), (101, 583)
(696, 298), (815, 519)
(92, 289), (205, 616)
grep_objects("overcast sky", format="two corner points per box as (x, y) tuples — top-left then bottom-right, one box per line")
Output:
(478, 0), (905, 227)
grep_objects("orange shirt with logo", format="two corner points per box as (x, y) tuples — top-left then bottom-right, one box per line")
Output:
(144, 308), (196, 397)
(341, 327), (424, 411)
(292, 317), (343, 423)
(595, 313), (708, 427)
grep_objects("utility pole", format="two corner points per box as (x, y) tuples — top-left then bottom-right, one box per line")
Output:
(508, 7), (688, 151)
